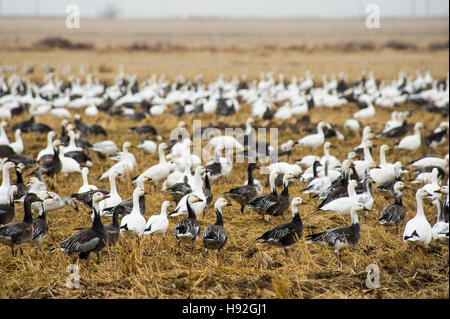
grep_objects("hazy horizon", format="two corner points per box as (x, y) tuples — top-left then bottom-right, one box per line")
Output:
(0, 0), (448, 19)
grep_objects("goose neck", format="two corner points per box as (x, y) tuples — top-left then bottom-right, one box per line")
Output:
(131, 191), (141, 215)
(1, 166), (11, 187)
(415, 193), (426, 218)
(214, 208), (224, 225)
(23, 196), (35, 224)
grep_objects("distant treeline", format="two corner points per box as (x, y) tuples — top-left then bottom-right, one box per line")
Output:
(31, 36), (449, 52)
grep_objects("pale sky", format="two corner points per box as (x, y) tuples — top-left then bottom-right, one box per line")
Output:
(0, 0), (448, 18)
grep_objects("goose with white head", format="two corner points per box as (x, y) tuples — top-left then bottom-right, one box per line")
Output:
(202, 198), (231, 259)
(256, 197), (306, 256)
(51, 192), (110, 265)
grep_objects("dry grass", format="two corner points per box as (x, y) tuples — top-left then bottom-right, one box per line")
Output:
(0, 94), (448, 299)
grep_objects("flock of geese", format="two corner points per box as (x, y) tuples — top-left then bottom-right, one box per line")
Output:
(0, 68), (448, 266)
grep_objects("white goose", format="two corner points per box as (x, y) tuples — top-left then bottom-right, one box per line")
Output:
(353, 140), (377, 178)
(9, 129), (24, 154)
(37, 131), (56, 160)
(320, 141), (340, 170)
(144, 201), (171, 235)
(137, 143), (176, 187)
(99, 169), (122, 215)
(78, 167), (98, 193)
(395, 122), (423, 151)
(0, 162), (17, 205)
(91, 140), (120, 157)
(169, 166), (208, 218)
(138, 140), (157, 154)
(58, 145), (82, 176)
(409, 154), (449, 172)
(369, 145), (400, 186)
(353, 100), (375, 120)
(0, 121), (9, 145)
(120, 187), (147, 238)
(316, 180), (359, 216)
(294, 121), (330, 149)
(402, 187), (433, 248)
(99, 141), (136, 180)
(430, 190), (449, 245)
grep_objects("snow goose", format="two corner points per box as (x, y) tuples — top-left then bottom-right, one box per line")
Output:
(144, 201), (171, 236)
(0, 161), (17, 205)
(91, 140), (120, 158)
(320, 141), (340, 170)
(36, 131), (56, 161)
(138, 140), (157, 154)
(304, 161), (332, 196)
(402, 188), (433, 248)
(103, 176), (148, 217)
(169, 166), (208, 218)
(202, 198), (230, 259)
(0, 121), (9, 145)
(223, 163), (259, 214)
(395, 122), (423, 151)
(205, 146), (233, 181)
(294, 121), (330, 149)
(353, 100), (375, 120)
(316, 180), (359, 216)
(174, 193), (203, 251)
(424, 122), (448, 148)
(353, 126), (374, 160)
(343, 119), (360, 137)
(247, 171), (280, 222)
(78, 167), (98, 193)
(99, 141), (136, 180)
(61, 130), (83, 154)
(9, 129), (23, 154)
(58, 144), (82, 176)
(51, 192), (109, 265)
(378, 181), (406, 233)
(408, 154), (449, 172)
(119, 187), (147, 238)
(207, 135), (244, 153)
(430, 194), (448, 245)
(256, 197), (305, 256)
(306, 202), (368, 262)
(98, 169), (122, 215)
(0, 193), (44, 256)
(369, 145), (400, 186)
(137, 143), (175, 187)
(353, 140), (377, 178)
(421, 168), (442, 198)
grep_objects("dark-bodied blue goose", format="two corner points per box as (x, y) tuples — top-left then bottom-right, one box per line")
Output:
(0, 193), (44, 256)
(174, 193), (203, 252)
(202, 198), (230, 259)
(247, 170), (280, 222)
(273, 172), (297, 219)
(31, 202), (48, 248)
(51, 192), (110, 265)
(378, 181), (406, 234)
(306, 203), (369, 262)
(0, 187), (17, 225)
(256, 197), (306, 256)
(223, 163), (259, 214)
